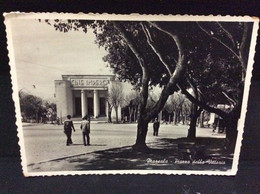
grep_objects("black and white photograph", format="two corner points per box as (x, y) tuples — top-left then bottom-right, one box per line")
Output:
(4, 13), (259, 176)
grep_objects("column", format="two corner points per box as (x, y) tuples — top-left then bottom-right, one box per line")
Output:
(81, 90), (87, 118)
(93, 90), (100, 118)
(106, 100), (109, 118)
(118, 105), (122, 121)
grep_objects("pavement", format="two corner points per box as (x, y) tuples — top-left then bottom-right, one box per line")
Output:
(21, 122), (225, 171)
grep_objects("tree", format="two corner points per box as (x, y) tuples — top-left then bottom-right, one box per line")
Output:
(104, 92), (113, 123)
(108, 81), (124, 123)
(19, 91), (43, 122)
(178, 22), (253, 145)
(44, 101), (57, 123)
(123, 91), (140, 122)
(181, 97), (192, 125)
(186, 86), (203, 139)
(113, 22), (186, 150)
(46, 19), (253, 151)
(165, 92), (186, 125)
(46, 20), (187, 150)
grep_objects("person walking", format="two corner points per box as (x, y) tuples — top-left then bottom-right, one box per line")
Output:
(153, 118), (160, 136)
(81, 115), (90, 146)
(63, 115), (75, 146)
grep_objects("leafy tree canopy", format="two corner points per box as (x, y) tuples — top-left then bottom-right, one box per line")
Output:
(43, 18), (253, 147)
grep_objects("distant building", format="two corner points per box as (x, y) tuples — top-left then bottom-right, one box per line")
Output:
(55, 75), (121, 121)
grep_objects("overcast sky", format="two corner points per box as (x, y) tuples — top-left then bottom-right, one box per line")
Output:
(10, 19), (113, 101)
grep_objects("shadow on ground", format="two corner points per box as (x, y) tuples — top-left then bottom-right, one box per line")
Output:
(70, 144), (107, 146)
(64, 137), (233, 171)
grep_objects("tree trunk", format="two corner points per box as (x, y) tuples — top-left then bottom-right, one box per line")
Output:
(224, 82), (243, 150)
(176, 109), (179, 123)
(133, 108), (135, 122)
(224, 116), (238, 151)
(187, 117), (197, 139)
(181, 111), (185, 125)
(108, 108), (112, 123)
(122, 110), (125, 122)
(187, 104), (196, 139)
(197, 113), (200, 126)
(199, 111), (205, 128)
(185, 113), (188, 125)
(173, 110), (177, 125)
(129, 107), (133, 123)
(115, 22), (187, 151)
(115, 106), (119, 123)
(187, 105), (202, 139)
(36, 111), (39, 123)
(134, 107), (138, 122)
(133, 116), (149, 151)
(223, 104), (240, 151)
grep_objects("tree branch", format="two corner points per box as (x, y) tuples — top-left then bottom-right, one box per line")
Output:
(178, 83), (228, 119)
(186, 75), (207, 104)
(216, 22), (236, 47)
(197, 22), (240, 61)
(141, 22), (173, 75)
(197, 22), (247, 80)
(149, 22), (185, 88)
(113, 22), (149, 114)
(238, 23), (249, 78)
(149, 22), (184, 66)
(145, 22), (186, 121)
(222, 91), (237, 106)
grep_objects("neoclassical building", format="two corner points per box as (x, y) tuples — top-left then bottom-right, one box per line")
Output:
(55, 75), (117, 120)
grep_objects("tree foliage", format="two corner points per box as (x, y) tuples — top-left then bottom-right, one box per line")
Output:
(108, 81), (124, 123)
(183, 22), (253, 109)
(19, 91), (56, 122)
(45, 19), (253, 149)
(122, 91), (140, 122)
(165, 92), (188, 125)
(19, 91), (42, 119)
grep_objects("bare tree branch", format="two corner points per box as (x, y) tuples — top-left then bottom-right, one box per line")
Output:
(145, 22), (186, 121)
(222, 91), (237, 106)
(149, 22), (184, 66)
(238, 23), (249, 78)
(141, 22), (173, 75)
(113, 22), (149, 114)
(216, 22), (236, 47)
(197, 22), (240, 61)
(177, 83), (228, 119)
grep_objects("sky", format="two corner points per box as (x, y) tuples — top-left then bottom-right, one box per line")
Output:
(9, 19), (114, 101)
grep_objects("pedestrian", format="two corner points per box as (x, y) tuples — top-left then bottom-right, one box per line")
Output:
(212, 116), (219, 133)
(63, 115), (75, 146)
(153, 118), (160, 136)
(56, 117), (60, 125)
(81, 115), (90, 146)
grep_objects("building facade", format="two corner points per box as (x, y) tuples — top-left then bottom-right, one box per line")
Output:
(55, 75), (116, 120)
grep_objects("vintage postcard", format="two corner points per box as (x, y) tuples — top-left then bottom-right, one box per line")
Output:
(4, 13), (259, 176)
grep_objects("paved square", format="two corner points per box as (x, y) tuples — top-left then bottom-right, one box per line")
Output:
(23, 122), (225, 166)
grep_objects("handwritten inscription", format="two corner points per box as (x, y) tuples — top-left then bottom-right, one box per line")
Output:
(145, 158), (226, 165)
(71, 79), (110, 87)
(174, 159), (225, 165)
(146, 158), (169, 164)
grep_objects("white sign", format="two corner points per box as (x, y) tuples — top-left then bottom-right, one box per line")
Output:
(70, 79), (110, 87)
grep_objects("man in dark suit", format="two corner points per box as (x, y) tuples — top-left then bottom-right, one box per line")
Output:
(63, 115), (75, 146)
(153, 118), (160, 136)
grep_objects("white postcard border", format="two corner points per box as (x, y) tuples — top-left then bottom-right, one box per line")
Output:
(4, 12), (259, 177)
